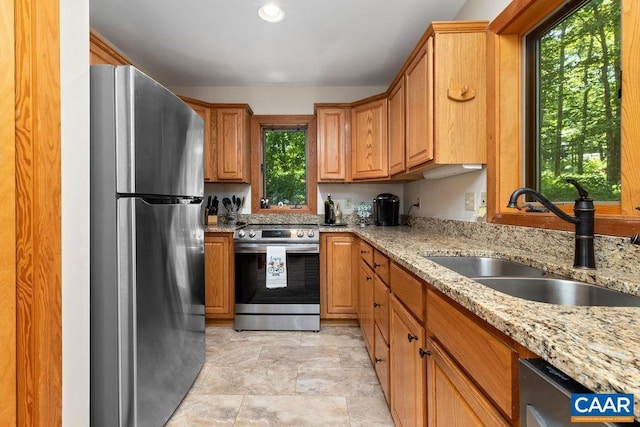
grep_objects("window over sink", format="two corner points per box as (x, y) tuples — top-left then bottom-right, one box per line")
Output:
(487, 0), (640, 236)
(525, 0), (621, 203)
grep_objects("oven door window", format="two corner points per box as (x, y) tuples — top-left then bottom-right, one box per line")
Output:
(235, 252), (320, 304)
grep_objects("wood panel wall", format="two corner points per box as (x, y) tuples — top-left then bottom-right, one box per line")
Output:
(0, 0), (17, 424)
(14, 0), (63, 424)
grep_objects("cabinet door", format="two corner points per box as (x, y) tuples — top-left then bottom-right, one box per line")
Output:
(204, 234), (234, 318)
(390, 295), (426, 427)
(186, 102), (214, 181)
(433, 30), (486, 164)
(322, 234), (357, 317)
(373, 276), (390, 343)
(405, 37), (434, 169)
(426, 338), (510, 427)
(358, 260), (375, 360)
(317, 107), (349, 181)
(351, 99), (388, 179)
(216, 108), (250, 182)
(388, 78), (405, 175)
(374, 324), (391, 405)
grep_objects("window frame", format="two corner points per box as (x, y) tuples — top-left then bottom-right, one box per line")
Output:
(250, 115), (317, 215)
(487, 0), (640, 236)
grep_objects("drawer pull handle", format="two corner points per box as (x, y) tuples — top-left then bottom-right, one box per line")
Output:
(361, 250), (369, 254)
(419, 348), (430, 358)
(366, 276), (372, 281)
(374, 262), (381, 268)
(375, 357), (384, 363)
(373, 302), (380, 308)
(407, 334), (419, 343)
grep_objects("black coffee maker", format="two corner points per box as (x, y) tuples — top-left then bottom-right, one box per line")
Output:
(373, 193), (400, 226)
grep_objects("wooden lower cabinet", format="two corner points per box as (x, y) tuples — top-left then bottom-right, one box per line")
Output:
(374, 325), (390, 404)
(204, 233), (234, 319)
(358, 260), (375, 360)
(321, 234), (357, 318)
(390, 294), (427, 427)
(426, 338), (510, 426)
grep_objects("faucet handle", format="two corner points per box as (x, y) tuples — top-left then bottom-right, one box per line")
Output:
(566, 178), (590, 200)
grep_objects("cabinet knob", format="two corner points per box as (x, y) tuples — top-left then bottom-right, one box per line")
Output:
(419, 348), (430, 358)
(407, 334), (419, 343)
(375, 357), (384, 363)
(373, 302), (380, 308)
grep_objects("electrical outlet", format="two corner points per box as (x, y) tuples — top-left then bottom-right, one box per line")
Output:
(416, 197), (421, 209)
(344, 198), (353, 210)
(464, 192), (475, 211)
(479, 192), (487, 208)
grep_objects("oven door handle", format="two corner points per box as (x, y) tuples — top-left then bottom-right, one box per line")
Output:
(235, 243), (320, 254)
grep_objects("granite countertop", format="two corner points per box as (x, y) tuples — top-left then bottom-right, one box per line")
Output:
(320, 224), (640, 419)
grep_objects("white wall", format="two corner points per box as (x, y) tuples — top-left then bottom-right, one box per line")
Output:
(405, 169), (486, 221)
(61, 0), (90, 424)
(170, 86), (386, 115)
(455, 0), (511, 20)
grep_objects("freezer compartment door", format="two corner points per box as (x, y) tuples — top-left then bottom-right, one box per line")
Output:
(113, 65), (204, 197)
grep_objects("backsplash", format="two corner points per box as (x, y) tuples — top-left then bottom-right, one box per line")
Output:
(407, 216), (640, 282)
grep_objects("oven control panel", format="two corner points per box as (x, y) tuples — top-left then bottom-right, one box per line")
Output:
(234, 226), (319, 243)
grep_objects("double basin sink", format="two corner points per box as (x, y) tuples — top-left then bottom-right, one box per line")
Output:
(425, 256), (640, 307)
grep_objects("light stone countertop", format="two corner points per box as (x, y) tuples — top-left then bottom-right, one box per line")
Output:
(320, 224), (640, 420)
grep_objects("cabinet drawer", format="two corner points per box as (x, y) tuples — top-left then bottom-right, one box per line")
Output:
(390, 262), (425, 322)
(360, 240), (374, 267)
(427, 290), (517, 420)
(373, 250), (389, 284)
(374, 324), (390, 405)
(374, 276), (390, 343)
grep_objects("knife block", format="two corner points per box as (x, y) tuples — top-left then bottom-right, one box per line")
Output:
(206, 214), (218, 225)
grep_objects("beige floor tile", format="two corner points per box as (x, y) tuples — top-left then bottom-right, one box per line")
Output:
(296, 367), (384, 397)
(300, 326), (364, 347)
(194, 366), (298, 395)
(256, 345), (341, 369)
(168, 326), (393, 426)
(205, 342), (262, 368)
(347, 396), (395, 426)
(167, 394), (243, 426)
(234, 395), (350, 426)
(338, 346), (372, 368)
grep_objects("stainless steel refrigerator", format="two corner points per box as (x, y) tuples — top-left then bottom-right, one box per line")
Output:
(90, 65), (205, 427)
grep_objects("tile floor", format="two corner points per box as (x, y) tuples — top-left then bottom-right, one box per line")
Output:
(168, 326), (395, 426)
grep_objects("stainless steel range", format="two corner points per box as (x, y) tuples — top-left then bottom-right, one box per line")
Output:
(234, 224), (320, 331)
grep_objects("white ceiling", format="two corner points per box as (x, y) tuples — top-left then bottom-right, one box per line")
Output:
(90, 0), (468, 87)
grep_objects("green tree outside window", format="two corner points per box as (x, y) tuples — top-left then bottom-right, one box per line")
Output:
(263, 129), (307, 206)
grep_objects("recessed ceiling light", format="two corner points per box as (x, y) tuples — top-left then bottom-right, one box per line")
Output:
(258, 3), (285, 23)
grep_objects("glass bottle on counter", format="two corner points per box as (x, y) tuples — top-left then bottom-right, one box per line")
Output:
(335, 203), (343, 224)
(324, 194), (335, 224)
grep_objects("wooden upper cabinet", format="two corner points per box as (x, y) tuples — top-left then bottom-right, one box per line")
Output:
(431, 23), (487, 166)
(182, 98), (214, 182)
(388, 78), (406, 176)
(405, 38), (434, 169)
(351, 97), (388, 180)
(216, 106), (252, 182)
(90, 31), (131, 66)
(317, 106), (350, 181)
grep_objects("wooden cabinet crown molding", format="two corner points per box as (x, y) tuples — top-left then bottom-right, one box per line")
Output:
(90, 30), (133, 66)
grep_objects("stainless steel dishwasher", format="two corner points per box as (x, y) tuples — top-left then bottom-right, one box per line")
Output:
(520, 358), (638, 426)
